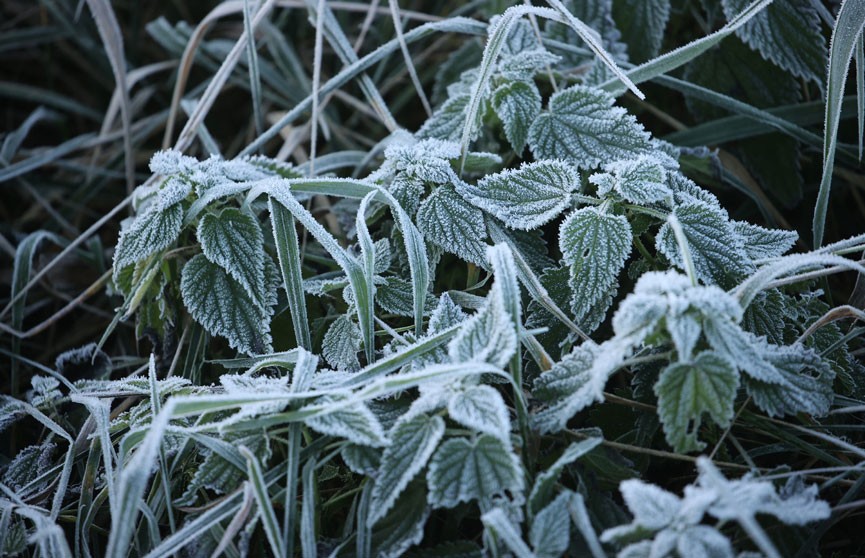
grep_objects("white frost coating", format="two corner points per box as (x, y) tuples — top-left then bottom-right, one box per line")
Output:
(458, 160), (578, 230)
(416, 185), (489, 265)
(303, 396), (388, 447)
(527, 84), (651, 169)
(732, 221), (798, 261)
(322, 314), (362, 371)
(600, 155), (673, 205)
(426, 434), (523, 508)
(448, 288), (517, 370)
(447, 385), (511, 443)
(491, 80), (542, 153)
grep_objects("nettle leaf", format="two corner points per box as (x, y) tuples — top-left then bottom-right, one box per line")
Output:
(612, 0), (671, 63)
(418, 94), (473, 142)
(2, 442), (55, 493)
(654, 351), (739, 453)
(198, 208), (265, 307)
(696, 457), (831, 526)
(341, 444), (381, 476)
(180, 253), (277, 355)
(528, 84), (651, 169)
(498, 49), (562, 82)
(447, 385), (511, 443)
(732, 221), (798, 261)
(532, 342), (619, 434)
(322, 314), (362, 371)
(370, 414), (445, 524)
(389, 174), (425, 216)
(492, 80), (542, 154)
(742, 342), (834, 418)
(371, 481), (431, 558)
(656, 201), (752, 287)
(426, 434), (523, 508)
(722, 0), (826, 85)
(113, 202), (183, 274)
(448, 288), (517, 370)
(530, 491), (572, 558)
(304, 396), (388, 447)
(559, 206), (632, 333)
(179, 434), (270, 505)
(599, 156), (672, 205)
(458, 160), (578, 230)
(417, 185), (489, 265)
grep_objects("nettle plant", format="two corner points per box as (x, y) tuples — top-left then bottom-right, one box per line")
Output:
(4, 1), (865, 557)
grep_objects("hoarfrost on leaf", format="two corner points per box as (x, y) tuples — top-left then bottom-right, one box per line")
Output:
(417, 185), (489, 265)
(491, 80), (542, 154)
(322, 314), (362, 371)
(458, 160), (578, 231)
(447, 385), (511, 444)
(426, 434), (523, 508)
(527, 84), (651, 169)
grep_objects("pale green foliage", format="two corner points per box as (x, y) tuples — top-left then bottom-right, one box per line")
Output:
(426, 434), (523, 508)
(528, 84), (651, 168)
(459, 160), (578, 230)
(322, 314), (362, 371)
(417, 185), (489, 265)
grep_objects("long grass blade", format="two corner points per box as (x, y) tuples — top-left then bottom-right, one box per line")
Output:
(269, 198), (311, 349)
(813, 0), (865, 248)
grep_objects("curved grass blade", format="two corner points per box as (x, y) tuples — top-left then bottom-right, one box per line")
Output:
(269, 198), (311, 349)
(813, 0), (865, 248)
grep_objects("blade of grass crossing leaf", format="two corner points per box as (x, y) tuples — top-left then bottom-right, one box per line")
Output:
(356, 192), (379, 364)
(244, 0), (265, 136)
(814, 0), (865, 248)
(545, 0), (643, 98)
(148, 356), (176, 532)
(856, 34), (864, 160)
(481, 507), (533, 558)
(388, 0), (432, 116)
(301, 457), (317, 558)
(239, 446), (286, 557)
(599, 0), (774, 96)
(286, 350), (318, 557)
(567, 493), (606, 558)
(309, 0), (326, 176)
(83, 0), (134, 192)
(269, 198), (311, 349)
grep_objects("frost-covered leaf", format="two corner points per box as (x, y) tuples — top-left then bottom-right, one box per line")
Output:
(702, 319), (785, 384)
(447, 385), (511, 443)
(657, 201), (752, 287)
(532, 342), (615, 434)
(559, 207), (631, 332)
(389, 174), (426, 216)
(732, 221), (798, 261)
(427, 434), (523, 508)
(113, 202), (183, 274)
(722, 0), (826, 85)
(179, 433), (270, 505)
(528, 85), (651, 169)
(530, 492), (572, 558)
(499, 49), (561, 82)
(458, 160), (578, 230)
(613, 0), (671, 63)
(370, 414), (445, 524)
(619, 478), (682, 531)
(654, 351), (739, 453)
(448, 289), (517, 370)
(418, 94), (474, 142)
(198, 208), (265, 308)
(2, 442), (55, 493)
(377, 277), (432, 318)
(371, 481), (431, 558)
(696, 457), (831, 525)
(385, 137), (461, 185)
(304, 396), (388, 447)
(417, 185), (489, 265)
(322, 314), (362, 371)
(490, 80), (540, 155)
(599, 156), (672, 205)
(341, 444), (381, 476)
(428, 293), (467, 334)
(742, 342), (834, 418)
(675, 525), (735, 558)
(180, 253), (277, 355)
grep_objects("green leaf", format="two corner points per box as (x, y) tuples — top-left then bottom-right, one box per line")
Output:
(370, 414), (445, 524)
(528, 438), (602, 516)
(447, 385), (511, 443)
(113, 202), (183, 274)
(458, 160), (578, 230)
(322, 314), (362, 371)
(531, 492), (572, 558)
(491, 80), (542, 153)
(426, 434), (523, 508)
(304, 396), (388, 447)
(417, 185), (489, 265)
(732, 221), (798, 261)
(656, 201), (752, 287)
(559, 206), (632, 333)
(371, 481), (431, 557)
(180, 253), (277, 355)
(722, 0), (826, 85)
(198, 207), (265, 309)
(598, 156), (672, 205)
(418, 94), (472, 142)
(654, 351), (739, 453)
(612, 0), (671, 63)
(742, 342), (834, 418)
(528, 84), (651, 169)
(448, 287), (517, 370)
